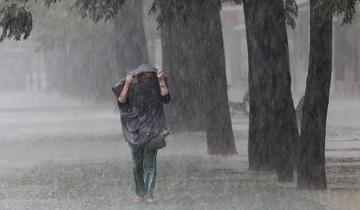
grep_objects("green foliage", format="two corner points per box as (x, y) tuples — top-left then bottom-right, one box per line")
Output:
(1, 0), (359, 43)
(285, 0), (298, 29)
(0, 3), (32, 41)
(74, 0), (125, 23)
(33, 0), (126, 22)
(0, 0), (125, 42)
(331, 0), (359, 24)
(32, 0), (118, 101)
(32, 0), (113, 51)
(0, 0), (62, 42)
(313, 0), (360, 24)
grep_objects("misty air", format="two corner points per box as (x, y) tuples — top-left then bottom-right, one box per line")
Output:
(0, 0), (359, 209)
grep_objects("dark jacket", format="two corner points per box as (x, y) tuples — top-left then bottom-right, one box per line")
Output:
(113, 64), (171, 145)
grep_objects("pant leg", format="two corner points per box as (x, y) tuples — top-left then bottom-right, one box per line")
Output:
(143, 148), (158, 198)
(129, 143), (146, 197)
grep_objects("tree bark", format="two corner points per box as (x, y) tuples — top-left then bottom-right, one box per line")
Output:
(160, 14), (205, 132)
(202, 1), (237, 155)
(159, 0), (237, 154)
(297, 0), (332, 189)
(243, 0), (298, 181)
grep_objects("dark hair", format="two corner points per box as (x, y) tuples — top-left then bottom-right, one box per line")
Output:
(138, 72), (157, 81)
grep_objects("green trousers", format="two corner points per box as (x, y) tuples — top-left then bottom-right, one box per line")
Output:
(129, 143), (158, 198)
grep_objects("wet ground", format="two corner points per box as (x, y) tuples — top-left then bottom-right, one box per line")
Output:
(0, 92), (359, 210)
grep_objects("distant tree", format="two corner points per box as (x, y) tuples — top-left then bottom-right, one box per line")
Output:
(1, 0), (148, 102)
(34, 0), (118, 100)
(0, 2), (32, 42)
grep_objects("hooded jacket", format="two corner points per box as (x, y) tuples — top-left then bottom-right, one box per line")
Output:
(112, 64), (171, 145)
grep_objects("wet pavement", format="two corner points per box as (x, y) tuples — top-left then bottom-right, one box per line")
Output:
(0, 92), (359, 210)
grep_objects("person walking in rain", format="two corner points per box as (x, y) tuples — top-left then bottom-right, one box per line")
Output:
(113, 64), (171, 204)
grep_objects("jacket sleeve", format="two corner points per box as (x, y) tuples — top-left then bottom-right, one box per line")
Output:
(161, 93), (171, 104)
(116, 81), (130, 113)
(117, 99), (129, 113)
(160, 77), (171, 104)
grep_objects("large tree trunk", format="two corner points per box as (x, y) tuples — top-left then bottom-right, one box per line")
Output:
(159, 0), (237, 154)
(161, 15), (205, 132)
(297, 0), (332, 189)
(159, 0), (216, 133)
(113, 0), (149, 76)
(243, 0), (298, 181)
(202, 0), (237, 155)
(268, 1), (299, 181)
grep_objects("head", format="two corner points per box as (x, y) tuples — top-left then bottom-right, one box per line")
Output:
(138, 72), (157, 84)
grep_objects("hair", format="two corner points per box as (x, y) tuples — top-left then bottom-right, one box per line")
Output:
(138, 72), (157, 81)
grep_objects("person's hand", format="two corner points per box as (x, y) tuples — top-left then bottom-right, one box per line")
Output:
(157, 68), (165, 81)
(125, 73), (133, 86)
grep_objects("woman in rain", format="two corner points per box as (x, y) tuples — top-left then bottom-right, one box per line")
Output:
(113, 64), (171, 204)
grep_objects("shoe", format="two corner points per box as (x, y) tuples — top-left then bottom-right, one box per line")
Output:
(133, 196), (145, 204)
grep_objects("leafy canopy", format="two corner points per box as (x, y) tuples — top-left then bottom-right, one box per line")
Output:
(0, 0), (124, 42)
(1, 0), (360, 42)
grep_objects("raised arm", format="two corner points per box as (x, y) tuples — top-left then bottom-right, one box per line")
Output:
(157, 69), (171, 104)
(118, 74), (133, 103)
(157, 69), (169, 96)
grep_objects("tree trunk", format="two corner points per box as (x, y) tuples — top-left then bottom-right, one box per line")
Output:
(159, 0), (237, 154)
(243, 0), (298, 181)
(160, 16), (205, 132)
(159, 0), (211, 133)
(268, 1), (299, 182)
(113, 0), (149, 75)
(202, 1), (237, 155)
(297, 0), (332, 189)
